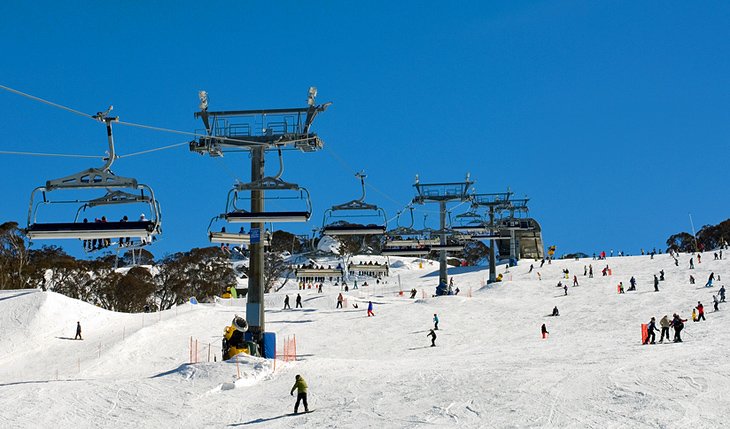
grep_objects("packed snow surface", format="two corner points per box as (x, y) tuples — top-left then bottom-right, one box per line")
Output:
(1, 253), (729, 428)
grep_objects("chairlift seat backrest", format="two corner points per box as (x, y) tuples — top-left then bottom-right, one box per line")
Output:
(27, 221), (155, 240)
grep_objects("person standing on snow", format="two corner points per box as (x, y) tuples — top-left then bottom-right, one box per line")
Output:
(295, 293), (303, 308)
(433, 313), (439, 330)
(696, 302), (706, 321)
(706, 272), (715, 288)
(654, 275), (660, 292)
(720, 285), (726, 302)
(671, 314), (687, 342)
(629, 276), (636, 291)
(713, 295), (720, 312)
(644, 317), (659, 344)
(74, 321), (83, 340)
(427, 329), (437, 347)
(283, 295), (291, 309)
(659, 270), (665, 281)
(564, 284), (568, 296)
(367, 301), (375, 317)
(689, 258), (694, 269)
(573, 275), (579, 287)
(336, 293), (344, 309)
(690, 275), (695, 285)
(659, 315), (671, 343)
(541, 324), (549, 339)
(589, 264), (593, 278)
(290, 374), (309, 414)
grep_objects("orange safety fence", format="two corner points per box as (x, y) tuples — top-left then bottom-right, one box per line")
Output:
(276, 334), (298, 363)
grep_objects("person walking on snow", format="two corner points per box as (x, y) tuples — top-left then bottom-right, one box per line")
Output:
(74, 321), (82, 340)
(659, 315), (671, 343)
(427, 329), (437, 347)
(696, 302), (706, 321)
(671, 314), (687, 342)
(290, 374), (309, 414)
(367, 301), (375, 317)
(573, 275), (579, 287)
(336, 293), (344, 309)
(541, 324), (549, 339)
(433, 313), (439, 330)
(644, 317), (659, 344)
(295, 293), (303, 308)
(706, 272), (715, 288)
(283, 295), (291, 309)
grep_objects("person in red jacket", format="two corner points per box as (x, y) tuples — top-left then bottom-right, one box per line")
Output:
(696, 301), (706, 321)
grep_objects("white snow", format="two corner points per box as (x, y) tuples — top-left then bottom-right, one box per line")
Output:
(1, 252), (729, 428)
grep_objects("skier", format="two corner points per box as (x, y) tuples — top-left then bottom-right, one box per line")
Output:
(295, 293), (303, 308)
(713, 295), (719, 312)
(552, 306), (560, 316)
(290, 374), (309, 414)
(409, 288), (417, 299)
(644, 317), (659, 344)
(696, 302), (706, 321)
(433, 313), (439, 330)
(705, 272), (715, 288)
(427, 329), (437, 347)
(74, 321), (83, 340)
(659, 315), (671, 343)
(367, 301), (375, 317)
(336, 293), (344, 309)
(283, 295), (291, 310)
(720, 285), (726, 302)
(541, 323), (549, 339)
(629, 276), (636, 291)
(671, 313), (687, 342)
(654, 275), (659, 292)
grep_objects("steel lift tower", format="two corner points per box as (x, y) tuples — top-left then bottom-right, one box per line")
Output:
(472, 192), (513, 283)
(412, 174), (474, 286)
(191, 88), (331, 344)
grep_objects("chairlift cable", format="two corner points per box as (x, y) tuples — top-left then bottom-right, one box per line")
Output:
(117, 141), (190, 158)
(0, 84), (96, 120)
(0, 150), (103, 159)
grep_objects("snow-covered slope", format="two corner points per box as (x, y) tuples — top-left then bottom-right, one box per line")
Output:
(1, 252), (729, 428)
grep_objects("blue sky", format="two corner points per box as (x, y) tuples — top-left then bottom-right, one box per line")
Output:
(1, 1), (729, 258)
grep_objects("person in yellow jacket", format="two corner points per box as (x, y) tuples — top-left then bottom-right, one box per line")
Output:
(290, 374), (309, 413)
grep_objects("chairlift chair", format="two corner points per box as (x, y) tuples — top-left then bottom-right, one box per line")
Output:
(322, 172), (387, 236)
(25, 112), (162, 250)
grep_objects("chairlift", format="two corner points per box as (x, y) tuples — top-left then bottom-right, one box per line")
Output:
(222, 149), (312, 224)
(25, 111), (162, 250)
(322, 172), (387, 236)
(207, 216), (272, 246)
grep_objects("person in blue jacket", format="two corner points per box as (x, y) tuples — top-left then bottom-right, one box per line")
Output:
(433, 313), (439, 330)
(644, 317), (659, 344)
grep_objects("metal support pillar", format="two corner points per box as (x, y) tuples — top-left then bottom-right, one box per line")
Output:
(247, 147), (265, 341)
(509, 229), (517, 266)
(488, 207), (497, 283)
(439, 201), (448, 285)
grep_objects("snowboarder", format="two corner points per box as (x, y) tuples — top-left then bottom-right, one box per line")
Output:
(427, 329), (437, 347)
(671, 314), (687, 342)
(644, 317), (659, 344)
(295, 294), (303, 308)
(74, 321), (82, 340)
(541, 323), (549, 339)
(552, 306), (560, 316)
(659, 315), (671, 343)
(433, 313), (439, 330)
(654, 275), (659, 292)
(283, 295), (291, 309)
(705, 272), (715, 288)
(290, 374), (309, 414)
(336, 293), (344, 309)
(696, 302), (706, 321)
(367, 301), (375, 317)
